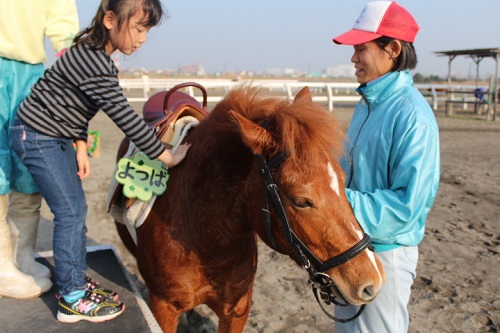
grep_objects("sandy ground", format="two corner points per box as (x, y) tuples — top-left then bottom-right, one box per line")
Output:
(35, 97), (500, 333)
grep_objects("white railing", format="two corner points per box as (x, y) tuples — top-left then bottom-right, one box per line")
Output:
(415, 83), (493, 111)
(120, 78), (360, 111)
(119, 77), (491, 112)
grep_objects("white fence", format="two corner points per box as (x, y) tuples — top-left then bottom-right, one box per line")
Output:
(119, 77), (491, 112)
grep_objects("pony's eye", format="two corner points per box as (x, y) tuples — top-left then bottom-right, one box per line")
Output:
(292, 197), (313, 208)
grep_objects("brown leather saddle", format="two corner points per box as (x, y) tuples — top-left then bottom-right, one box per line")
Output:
(109, 82), (209, 212)
(143, 81), (209, 147)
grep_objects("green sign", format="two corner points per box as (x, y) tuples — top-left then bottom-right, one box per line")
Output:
(115, 151), (169, 202)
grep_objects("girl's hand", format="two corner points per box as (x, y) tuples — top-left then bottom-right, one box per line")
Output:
(158, 143), (192, 168)
(75, 140), (90, 179)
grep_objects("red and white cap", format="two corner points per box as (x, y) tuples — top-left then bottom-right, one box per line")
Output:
(333, 1), (419, 45)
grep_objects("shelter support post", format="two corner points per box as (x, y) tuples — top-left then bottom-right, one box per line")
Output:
(446, 55), (456, 117)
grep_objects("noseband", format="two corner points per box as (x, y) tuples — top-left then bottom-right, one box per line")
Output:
(258, 150), (373, 323)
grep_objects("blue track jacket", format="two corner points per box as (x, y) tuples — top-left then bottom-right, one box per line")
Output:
(341, 71), (440, 252)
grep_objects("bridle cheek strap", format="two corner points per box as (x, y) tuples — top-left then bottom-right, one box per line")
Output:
(259, 153), (373, 271)
(257, 151), (374, 323)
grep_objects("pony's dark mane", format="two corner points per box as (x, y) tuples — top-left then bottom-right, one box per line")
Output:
(210, 85), (346, 163)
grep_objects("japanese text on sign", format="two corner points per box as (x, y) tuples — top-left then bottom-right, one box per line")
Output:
(115, 151), (169, 201)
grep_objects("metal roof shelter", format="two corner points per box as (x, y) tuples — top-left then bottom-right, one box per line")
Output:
(435, 47), (500, 120)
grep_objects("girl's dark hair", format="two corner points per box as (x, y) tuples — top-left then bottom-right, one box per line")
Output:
(73, 0), (164, 49)
(374, 36), (417, 71)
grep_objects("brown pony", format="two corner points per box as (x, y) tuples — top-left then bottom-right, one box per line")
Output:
(115, 85), (385, 332)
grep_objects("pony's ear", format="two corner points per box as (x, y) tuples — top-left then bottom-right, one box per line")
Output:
(229, 110), (272, 155)
(294, 86), (312, 103)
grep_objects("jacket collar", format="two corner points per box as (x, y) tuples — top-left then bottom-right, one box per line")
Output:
(356, 70), (413, 109)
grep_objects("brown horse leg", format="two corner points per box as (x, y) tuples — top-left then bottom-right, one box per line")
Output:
(149, 293), (181, 333)
(216, 289), (253, 333)
(217, 312), (249, 333)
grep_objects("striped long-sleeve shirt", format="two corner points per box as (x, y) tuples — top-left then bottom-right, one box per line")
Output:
(18, 42), (165, 159)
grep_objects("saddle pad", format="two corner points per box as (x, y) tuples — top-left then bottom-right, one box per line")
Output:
(107, 116), (200, 244)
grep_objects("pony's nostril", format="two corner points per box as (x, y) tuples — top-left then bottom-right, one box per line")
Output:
(361, 284), (376, 300)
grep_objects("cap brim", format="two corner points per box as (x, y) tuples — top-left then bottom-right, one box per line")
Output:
(332, 29), (382, 45)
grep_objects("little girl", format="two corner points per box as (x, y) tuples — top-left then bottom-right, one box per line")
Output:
(11, 0), (190, 323)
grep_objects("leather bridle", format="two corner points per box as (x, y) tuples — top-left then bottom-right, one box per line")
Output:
(258, 150), (373, 323)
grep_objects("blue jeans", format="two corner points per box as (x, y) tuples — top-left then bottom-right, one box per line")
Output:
(334, 246), (418, 333)
(11, 119), (88, 296)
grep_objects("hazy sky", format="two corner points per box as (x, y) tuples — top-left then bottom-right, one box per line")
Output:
(48, 0), (500, 78)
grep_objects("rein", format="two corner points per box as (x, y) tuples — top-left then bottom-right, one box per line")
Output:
(258, 151), (373, 323)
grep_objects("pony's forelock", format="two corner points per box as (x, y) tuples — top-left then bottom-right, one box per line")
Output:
(217, 85), (345, 163)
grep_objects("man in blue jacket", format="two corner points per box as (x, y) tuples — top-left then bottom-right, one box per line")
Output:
(332, 1), (440, 332)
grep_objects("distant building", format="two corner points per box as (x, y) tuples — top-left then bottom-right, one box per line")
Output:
(263, 67), (303, 77)
(177, 63), (207, 76)
(325, 64), (355, 78)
